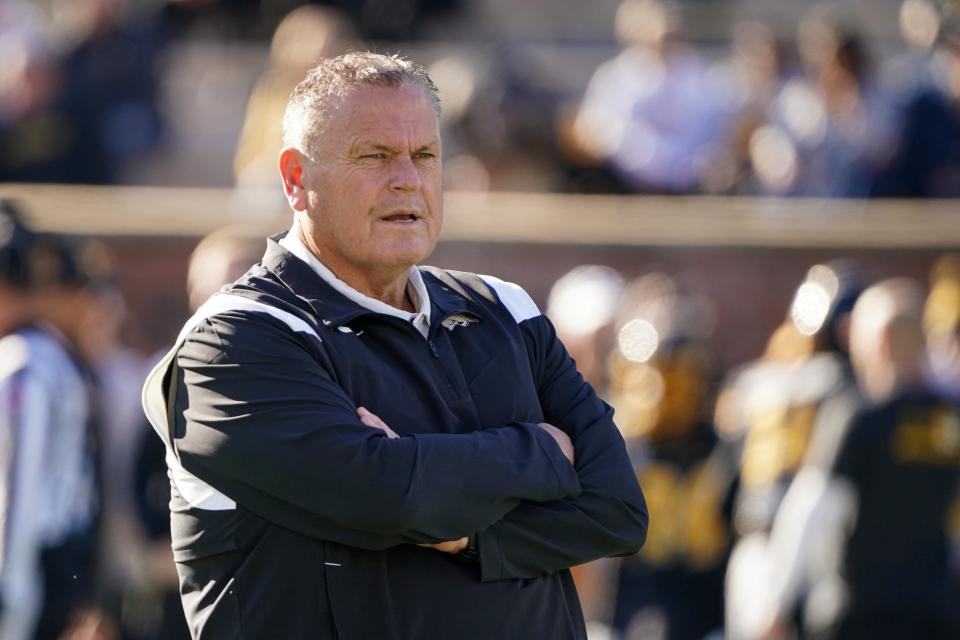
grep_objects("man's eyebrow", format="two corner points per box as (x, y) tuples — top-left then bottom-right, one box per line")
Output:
(352, 143), (397, 154)
(352, 140), (440, 154)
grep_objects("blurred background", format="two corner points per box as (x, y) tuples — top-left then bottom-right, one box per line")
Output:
(1, 0), (959, 638)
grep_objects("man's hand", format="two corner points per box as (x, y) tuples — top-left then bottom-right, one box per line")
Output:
(357, 407), (399, 438)
(537, 422), (575, 465)
(418, 537), (469, 554)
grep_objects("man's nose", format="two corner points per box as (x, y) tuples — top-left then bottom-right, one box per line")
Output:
(389, 155), (423, 192)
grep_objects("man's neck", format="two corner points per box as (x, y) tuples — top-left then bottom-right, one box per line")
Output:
(295, 226), (414, 312)
(869, 362), (927, 403)
(335, 266), (413, 311)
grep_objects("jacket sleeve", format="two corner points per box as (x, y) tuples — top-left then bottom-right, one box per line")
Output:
(475, 313), (648, 581)
(0, 367), (48, 637)
(173, 310), (580, 550)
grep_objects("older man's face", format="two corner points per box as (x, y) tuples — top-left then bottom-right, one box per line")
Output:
(298, 84), (442, 281)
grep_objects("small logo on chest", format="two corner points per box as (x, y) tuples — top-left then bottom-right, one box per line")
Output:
(337, 326), (364, 337)
(442, 314), (479, 331)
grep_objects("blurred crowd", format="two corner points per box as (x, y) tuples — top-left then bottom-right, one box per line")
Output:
(2, 0), (960, 196)
(2, 193), (959, 638)
(550, 257), (960, 639)
(562, 0), (960, 197)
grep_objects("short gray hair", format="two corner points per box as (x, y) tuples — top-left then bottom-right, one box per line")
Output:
(282, 51), (442, 156)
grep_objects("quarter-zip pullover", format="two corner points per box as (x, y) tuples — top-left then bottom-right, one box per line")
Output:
(142, 236), (648, 639)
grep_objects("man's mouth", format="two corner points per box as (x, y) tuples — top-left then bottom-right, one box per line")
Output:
(380, 212), (421, 223)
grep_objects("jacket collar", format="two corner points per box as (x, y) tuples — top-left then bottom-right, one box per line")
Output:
(421, 271), (485, 324)
(261, 235), (483, 329)
(277, 230), (430, 330)
(261, 235), (369, 326)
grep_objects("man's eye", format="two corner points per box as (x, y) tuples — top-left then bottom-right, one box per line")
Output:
(414, 152), (437, 160)
(360, 153), (387, 159)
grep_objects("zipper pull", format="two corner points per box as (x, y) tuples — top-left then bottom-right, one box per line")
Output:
(428, 340), (439, 358)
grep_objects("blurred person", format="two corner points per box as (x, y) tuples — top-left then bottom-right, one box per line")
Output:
(141, 51), (647, 638)
(234, 5), (356, 189)
(749, 15), (898, 197)
(879, 15), (960, 197)
(29, 234), (117, 639)
(722, 262), (865, 639)
(600, 280), (732, 640)
(543, 265), (626, 626)
(54, 0), (166, 184)
(0, 6), (79, 183)
(426, 55), (492, 192)
(427, 52), (533, 192)
(545, 265), (625, 393)
(711, 21), (793, 195)
(185, 225), (268, 311)
(758, 278), (959, 639)
(880, 0), (943, 96)
(0, 204), (106, 639)
(566, 0), (729, 194)
(430, 46), (571, 193)
(83, 284), (158, 640)
(43, 241), (162, 639)
(924, 254), (960, 399)
(0, 0), (165, 184)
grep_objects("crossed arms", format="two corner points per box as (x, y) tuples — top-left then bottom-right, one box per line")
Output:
(173, 309), (647, 579)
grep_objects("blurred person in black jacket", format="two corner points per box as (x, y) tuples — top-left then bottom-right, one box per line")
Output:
(56, 0), (166, 184)
(0, 1), (165, 185)
(759, 278), (960, 640)
(879, 15), (960, 197)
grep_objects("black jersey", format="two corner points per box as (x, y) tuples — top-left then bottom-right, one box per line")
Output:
(830, 388), (959, 636)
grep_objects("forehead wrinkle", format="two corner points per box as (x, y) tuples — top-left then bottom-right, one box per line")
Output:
(345, 128), (440, 155)
(315, 85), (440, 158)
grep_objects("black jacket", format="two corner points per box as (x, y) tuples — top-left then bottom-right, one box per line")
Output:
(145, 237), (648, 639)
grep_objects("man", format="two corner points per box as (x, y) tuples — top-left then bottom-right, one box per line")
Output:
(143, 52), (648, 638)
(758, 278), (959, 639)
(0, 204), (103, 639)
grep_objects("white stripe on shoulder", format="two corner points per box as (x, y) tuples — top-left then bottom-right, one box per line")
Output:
(478, 275), (541, 323)
(179, 293), (321, 342)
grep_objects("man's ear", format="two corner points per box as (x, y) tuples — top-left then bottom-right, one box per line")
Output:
(279, 148), (309, 212)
